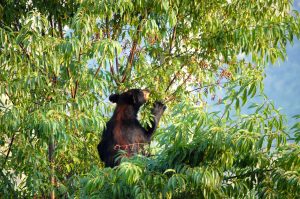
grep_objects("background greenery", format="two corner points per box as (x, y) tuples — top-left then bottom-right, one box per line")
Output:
(1, 0), (300, 198)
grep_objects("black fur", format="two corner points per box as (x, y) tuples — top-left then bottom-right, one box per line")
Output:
(97, 89), (166, 167)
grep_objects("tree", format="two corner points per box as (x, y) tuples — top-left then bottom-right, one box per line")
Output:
(1, 0), (300, 198)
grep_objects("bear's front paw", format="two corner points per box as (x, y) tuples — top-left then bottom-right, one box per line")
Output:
(153, 101), (167, 114)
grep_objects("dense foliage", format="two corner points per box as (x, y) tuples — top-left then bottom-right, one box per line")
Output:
(1, 0), (300, 198)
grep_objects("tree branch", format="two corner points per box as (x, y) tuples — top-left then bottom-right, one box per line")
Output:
(224, 168), (273, 181)
(111, 14), (121, 40)
(121, 17), (143, 83)
(19, 43), (31, 60)
(58, 17), (63, 39)
(169, 25), (177, 54)
(165, 73), (192, 103)
(106, 16), (110, 39)
(72, 80), (79, 99)
(66, 67), (71, 79)
(94, 64), (102, 78)
(115, 47), (119, 74)
(121, 40), (138, 82)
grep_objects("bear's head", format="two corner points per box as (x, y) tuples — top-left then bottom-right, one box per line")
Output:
(109, 89), (150, 108)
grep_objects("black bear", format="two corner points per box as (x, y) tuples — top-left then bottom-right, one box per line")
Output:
(97, 89), (166, 167)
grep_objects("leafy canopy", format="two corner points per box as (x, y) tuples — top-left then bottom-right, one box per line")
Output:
(1, 0), (300, 198)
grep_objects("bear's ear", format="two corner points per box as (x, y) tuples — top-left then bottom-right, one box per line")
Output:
(109, 94), (119, 103)
(128, 90), (137, 104)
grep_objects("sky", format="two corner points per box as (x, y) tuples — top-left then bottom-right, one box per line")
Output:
(263, 2), (300, 121)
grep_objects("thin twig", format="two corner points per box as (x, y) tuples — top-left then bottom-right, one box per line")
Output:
(2, 133), (16, 168)
(109, 60), (115, 76)
(130, 65), (162, 82)
(165, 65), (185, 92)
(94, 57), (105, 78)
(187, 81), (225, 93)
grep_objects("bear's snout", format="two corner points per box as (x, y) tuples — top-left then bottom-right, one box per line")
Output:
(142, 89), (150, 101)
